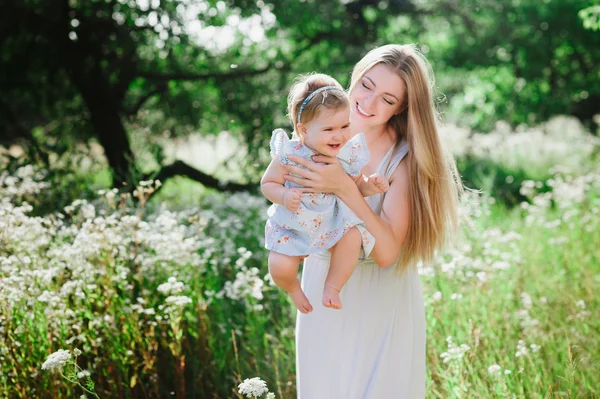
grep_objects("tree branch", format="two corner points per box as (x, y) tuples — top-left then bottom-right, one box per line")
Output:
(125, 83), (167, 116)
(147, 160), (258, 195)
(138, 63), (274, 82)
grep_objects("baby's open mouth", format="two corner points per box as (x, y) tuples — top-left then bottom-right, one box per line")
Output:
(328, 144), (341, 149)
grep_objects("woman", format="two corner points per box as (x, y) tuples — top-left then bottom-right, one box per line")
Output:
(284, 44), (462, 397)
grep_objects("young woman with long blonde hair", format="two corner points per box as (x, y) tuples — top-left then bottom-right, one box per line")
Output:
(284, 44), (462, 397)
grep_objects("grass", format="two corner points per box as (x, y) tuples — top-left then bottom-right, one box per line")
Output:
(1, 123), (599, 397)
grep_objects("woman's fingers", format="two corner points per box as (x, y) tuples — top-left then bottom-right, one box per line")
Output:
(285, 164), (317, 180)
(311, 154), (338, 164)
(287, 155), (322, 172)
(284, 174), (308, 186)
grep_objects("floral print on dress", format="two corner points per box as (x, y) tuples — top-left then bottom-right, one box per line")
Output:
(265, 129), (375, 257)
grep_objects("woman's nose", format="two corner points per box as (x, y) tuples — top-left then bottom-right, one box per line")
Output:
(363, 93), (375, 109)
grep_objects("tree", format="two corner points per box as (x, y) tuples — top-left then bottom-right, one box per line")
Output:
(418, 0), (600, 131)
(1, 0), (411, 190)
(2, 0), (598, 193)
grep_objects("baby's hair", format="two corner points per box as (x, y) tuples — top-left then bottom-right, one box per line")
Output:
(287, 73), (348, 132)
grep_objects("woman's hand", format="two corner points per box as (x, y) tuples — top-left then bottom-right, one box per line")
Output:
(284, 154), (351, 195)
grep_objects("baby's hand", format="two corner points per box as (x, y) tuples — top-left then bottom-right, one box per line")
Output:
(359, 173), (390, 197)
(283, 188), (302, 211)
(369, 173), (390, 193)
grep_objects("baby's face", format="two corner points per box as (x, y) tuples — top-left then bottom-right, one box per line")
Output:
(301, 108), (351, 157)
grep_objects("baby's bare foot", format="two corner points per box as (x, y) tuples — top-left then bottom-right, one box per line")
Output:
(322, 285), (342, 309)
(289, 288), (313, 314)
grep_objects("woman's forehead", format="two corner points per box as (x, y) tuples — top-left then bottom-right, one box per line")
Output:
(363, 64), (405, 96)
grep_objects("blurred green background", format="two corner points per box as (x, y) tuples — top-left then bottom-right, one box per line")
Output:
(2, 0), (599, 203)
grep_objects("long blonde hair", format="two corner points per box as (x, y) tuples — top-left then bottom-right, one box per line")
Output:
(349, 44), (463, 272)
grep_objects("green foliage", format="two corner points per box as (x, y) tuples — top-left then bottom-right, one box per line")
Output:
(419, 0), (600, 131)
(2, 161), (599, 398)
(579, 5), (600, 31)
(3, 0), (599, 186)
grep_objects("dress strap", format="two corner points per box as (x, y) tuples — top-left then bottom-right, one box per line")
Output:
(381, 141), (409, 179)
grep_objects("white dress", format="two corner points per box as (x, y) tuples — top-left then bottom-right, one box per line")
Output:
(295, 142), (426, 399)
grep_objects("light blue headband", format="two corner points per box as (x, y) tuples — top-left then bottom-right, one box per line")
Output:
(297, 85), (342, 124)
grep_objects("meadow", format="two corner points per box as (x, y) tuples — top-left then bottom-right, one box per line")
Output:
(0, 116), (599, 398)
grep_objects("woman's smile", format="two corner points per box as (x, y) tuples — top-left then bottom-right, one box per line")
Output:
(355, 102), (374, 117)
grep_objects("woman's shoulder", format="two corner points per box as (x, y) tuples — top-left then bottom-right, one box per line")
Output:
(389, 154), (409, 185)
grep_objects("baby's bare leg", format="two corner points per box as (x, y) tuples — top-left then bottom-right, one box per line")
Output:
(268, 251), (313, 314)
(323, 227), (362, 309)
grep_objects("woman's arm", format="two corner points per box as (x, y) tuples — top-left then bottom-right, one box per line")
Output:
(284, 154), (410, 267)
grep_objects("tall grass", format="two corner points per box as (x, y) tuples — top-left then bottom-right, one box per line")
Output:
(1, 119), (598, 398)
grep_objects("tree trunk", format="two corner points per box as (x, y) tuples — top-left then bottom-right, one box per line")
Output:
(85, 95), (137, 187)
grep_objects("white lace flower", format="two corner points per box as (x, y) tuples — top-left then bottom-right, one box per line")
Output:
(487, 364), (502, 375)
(41, 349), (72, 372)
(77, 370), (91, 378)
(238, 377), (268, 398)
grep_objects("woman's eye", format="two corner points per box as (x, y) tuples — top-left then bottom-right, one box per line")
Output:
(362, 82), (370, 90)
(383, 98), (394, 105)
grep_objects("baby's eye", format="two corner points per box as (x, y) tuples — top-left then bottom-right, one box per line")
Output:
(324, 128), (333, 132)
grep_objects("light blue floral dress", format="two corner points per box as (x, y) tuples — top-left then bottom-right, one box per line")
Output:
(265, 128), (375, 257)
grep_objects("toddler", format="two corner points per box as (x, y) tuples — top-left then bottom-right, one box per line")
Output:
(261, 73), (389, 313)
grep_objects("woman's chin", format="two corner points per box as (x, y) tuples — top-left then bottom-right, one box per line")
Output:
(350, 115), (369, 130)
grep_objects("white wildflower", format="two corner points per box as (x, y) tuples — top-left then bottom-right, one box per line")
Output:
(77, 370), (91, 378)
(41, 349), (72, 372)
(157, 277), (186, 295)
(476, 271), (488, 283)
(440, 336), (470, 367)
(238, 377), (268, 398)
(487, 364), (502, 375)
(266, 393), (276, 399)
(520, 292), (532, 309)
(164, 295), (192, 307)
(515, 340), (528, 357)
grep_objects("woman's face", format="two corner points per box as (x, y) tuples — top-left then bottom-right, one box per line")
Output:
(349, 63), (406, 130)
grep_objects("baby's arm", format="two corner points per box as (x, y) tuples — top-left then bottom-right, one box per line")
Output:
(261, 156), (302, 211)
(355, 173), (390, 197)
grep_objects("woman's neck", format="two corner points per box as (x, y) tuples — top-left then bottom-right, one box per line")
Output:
(360, 124), (394, 151)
